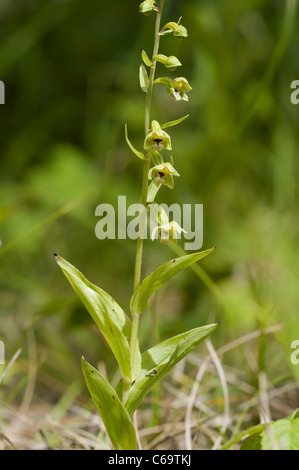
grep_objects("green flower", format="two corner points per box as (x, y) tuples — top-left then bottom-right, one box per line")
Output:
(154, 77), (192, 101)
(144, 120), (172, 151)
(151, 206), (186, 244)
(168, 77), (192, 101)
(148, 162), (180, 189)
(139, 0), (158, 15)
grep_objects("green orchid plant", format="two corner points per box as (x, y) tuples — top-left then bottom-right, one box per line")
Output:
(55, 0), (218, 450)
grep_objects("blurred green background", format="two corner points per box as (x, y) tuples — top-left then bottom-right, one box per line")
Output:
(0, 0), (299, 409)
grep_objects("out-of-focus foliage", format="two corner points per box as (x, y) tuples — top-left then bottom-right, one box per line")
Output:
(0, 0), (299, 407)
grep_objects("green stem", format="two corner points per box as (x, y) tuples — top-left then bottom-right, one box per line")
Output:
(220, 422), (267, 450)
(133, 158), (151, 293)
(128, 0), (165, 394)
(144, 0), (164, 135)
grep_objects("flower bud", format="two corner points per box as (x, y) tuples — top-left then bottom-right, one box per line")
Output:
(166, 56), (182, 71)
(153, 54), (182, 71)
(139, 0), (158, 15)
(160, 21), (188, 38)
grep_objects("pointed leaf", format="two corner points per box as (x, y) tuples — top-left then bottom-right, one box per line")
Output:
(55, 255), (132, 380)
(161, 114), (189, 129)
(125, 124), (146, 160)
(82, 358), (136, 450)
(142, 50), (153, 67)
(130, 248), (215, 315)
(139, 64), (149, 93)
(125, 323), (219, 416)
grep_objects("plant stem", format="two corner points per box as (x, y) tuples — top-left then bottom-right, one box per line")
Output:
(144, 0), (164, 135)
(220, 422), (267, 450)
(128, 1), (165, 395)
(133, 159), (151, 293)
(134, 0), (164, 294)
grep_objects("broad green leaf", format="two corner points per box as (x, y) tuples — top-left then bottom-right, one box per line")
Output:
(240, 409), (299, 450)
(125, 323), (219, 416)
(130, 248), (215, 315)
(139, 64), (149, 93)
(259, 417), (299, 450)
(125, 124), (145, 160)
(142, 49), (153, 67)
(240, 433), (262, 450)
(161, 114), (189, 129)
(82, 358), (136, 450)
(114, 378), (124, 402)
(55, 255), (132, 380)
